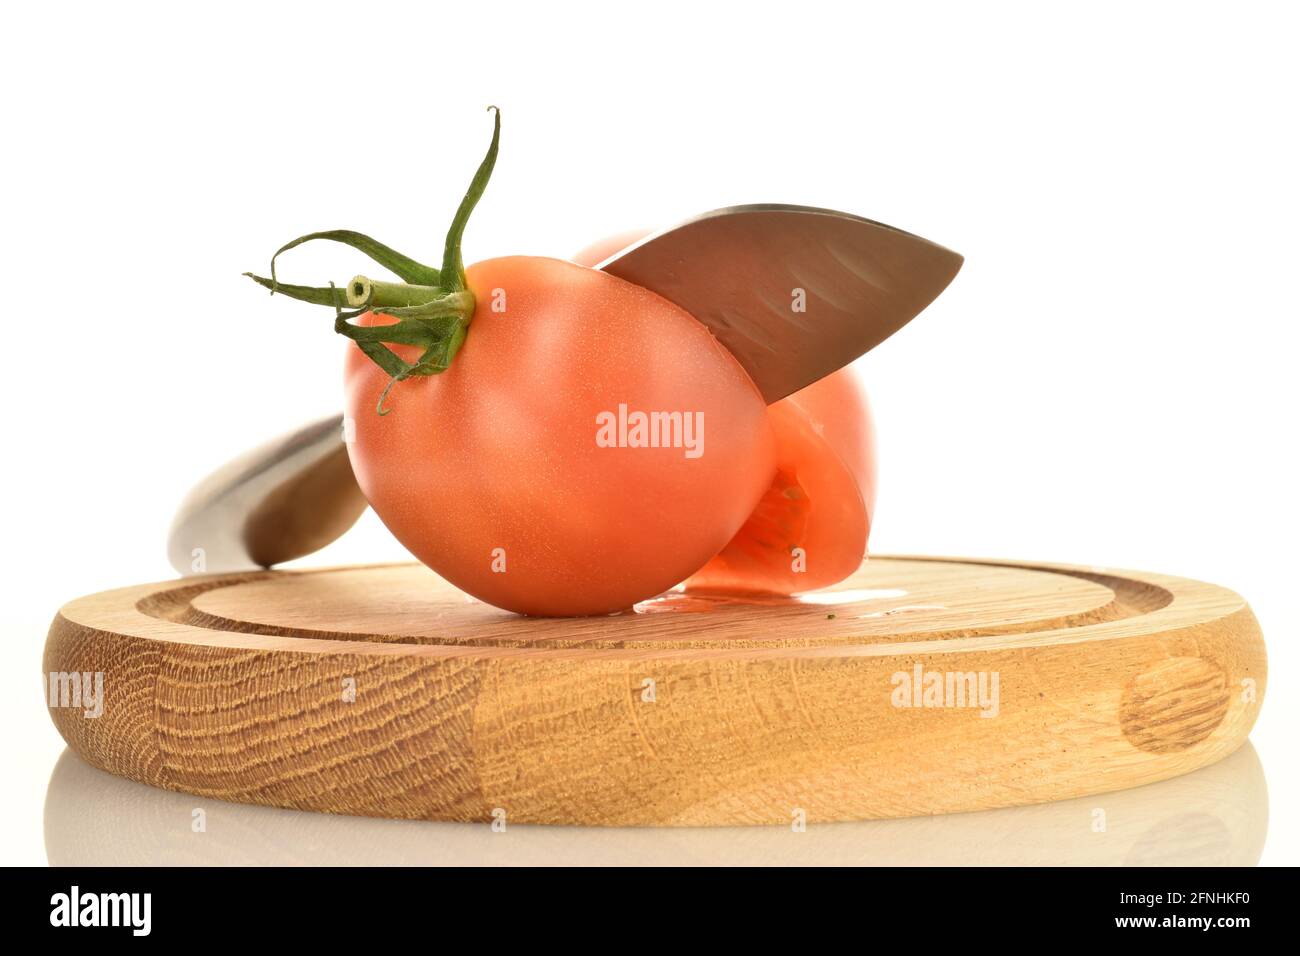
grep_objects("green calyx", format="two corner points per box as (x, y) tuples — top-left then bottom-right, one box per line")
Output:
(244, 106), (501, 414)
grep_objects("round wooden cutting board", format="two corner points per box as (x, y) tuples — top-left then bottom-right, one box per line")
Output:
(44, 557), (1266, 826)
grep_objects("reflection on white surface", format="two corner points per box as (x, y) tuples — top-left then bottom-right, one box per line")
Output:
(44, 743), (1267, 866)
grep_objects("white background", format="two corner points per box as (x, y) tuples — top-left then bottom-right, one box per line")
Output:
(1, 1), (1295, 864)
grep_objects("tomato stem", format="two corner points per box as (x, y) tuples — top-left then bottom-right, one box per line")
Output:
(269, 230), (441, 288)
(244, 272), (446, 310)
(439, 105), (500, 293)
(245, 108), (504, 412)
(342, 276), (450, 309)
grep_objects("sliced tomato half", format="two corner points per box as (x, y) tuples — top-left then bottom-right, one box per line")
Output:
(685, 366), (876, 594)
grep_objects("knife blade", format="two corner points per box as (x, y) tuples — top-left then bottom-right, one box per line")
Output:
(603, 204), (962, 402)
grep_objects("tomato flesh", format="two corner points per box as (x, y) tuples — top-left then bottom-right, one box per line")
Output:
(686, 367), (877, 594)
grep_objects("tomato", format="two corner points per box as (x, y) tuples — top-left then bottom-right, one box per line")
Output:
(573, 233), (877, 596)
(344, 255), (776, 616)
(252, 110), (868, 614)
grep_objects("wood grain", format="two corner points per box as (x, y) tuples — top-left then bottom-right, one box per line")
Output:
(43, 556), (1267, 826)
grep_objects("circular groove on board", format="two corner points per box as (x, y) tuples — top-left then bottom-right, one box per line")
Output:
(144, 558), (1171, 651)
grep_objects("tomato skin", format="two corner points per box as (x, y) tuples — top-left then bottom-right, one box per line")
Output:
(344, 255), (776, 616)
